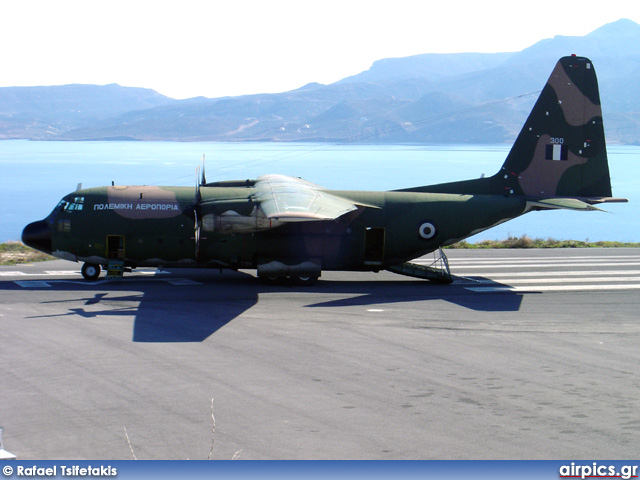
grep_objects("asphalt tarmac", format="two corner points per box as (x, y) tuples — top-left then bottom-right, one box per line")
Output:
(1, 248), (639, 460)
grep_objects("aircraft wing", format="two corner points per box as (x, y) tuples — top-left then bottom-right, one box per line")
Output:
(254, 174), (358, 222)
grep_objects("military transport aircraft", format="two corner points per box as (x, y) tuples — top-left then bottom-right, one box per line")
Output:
(22, 56), (627, 285)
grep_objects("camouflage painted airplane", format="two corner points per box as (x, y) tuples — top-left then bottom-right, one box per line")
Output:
(22, 56), (627, 285)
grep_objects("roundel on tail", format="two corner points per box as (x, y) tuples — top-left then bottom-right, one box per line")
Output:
(418, 221), (437, 240)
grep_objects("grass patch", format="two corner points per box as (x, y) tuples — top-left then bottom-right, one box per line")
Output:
(0, 241), (55, 265)
(447, 235), (640, 249)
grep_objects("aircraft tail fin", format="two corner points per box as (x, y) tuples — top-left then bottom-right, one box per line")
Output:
(403, 56), (626, 205)
(496, 55), (617, 202)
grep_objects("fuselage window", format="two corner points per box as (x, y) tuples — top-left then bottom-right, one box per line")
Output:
(57, 219), (71, 232)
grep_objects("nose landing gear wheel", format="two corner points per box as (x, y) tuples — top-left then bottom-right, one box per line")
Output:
(81, 263), (101, 281)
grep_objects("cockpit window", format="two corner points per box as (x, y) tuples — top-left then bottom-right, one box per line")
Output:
(57, 196), (84, 212)
(56, 199), (70, 211)
(68, 196), (84, 211)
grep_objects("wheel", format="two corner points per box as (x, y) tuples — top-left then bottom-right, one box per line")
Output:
(292, 275), (319, 286)
(258, 275), (284, 286)
(81, 263), (101, 281)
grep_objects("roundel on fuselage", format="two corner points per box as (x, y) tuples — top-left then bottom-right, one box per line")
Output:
(418, 221), (437, 240)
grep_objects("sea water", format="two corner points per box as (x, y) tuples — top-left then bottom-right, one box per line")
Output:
(1, 140), (637, 243)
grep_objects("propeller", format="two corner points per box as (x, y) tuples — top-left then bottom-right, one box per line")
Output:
(195, 165), (202, 204)
(200, 154), (207, 187)
(184, 154), (208, 259)
(194, 208), (201, 258)
(194, 165), (202, 258)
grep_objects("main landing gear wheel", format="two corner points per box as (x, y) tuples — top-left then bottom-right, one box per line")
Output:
(258, 275), (319, 286)
(81, 263), (101, 281)
(258, 275), (283, 286)
(292, 275), (319, 286)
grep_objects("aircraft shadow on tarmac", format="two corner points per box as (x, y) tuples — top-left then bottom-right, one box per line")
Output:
(301, 278), (525, 312)
(2, 270), (523, 343)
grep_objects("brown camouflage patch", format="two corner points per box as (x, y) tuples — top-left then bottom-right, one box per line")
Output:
(518, 134), (587, 196)
(101, 186), (182, 219)
(548, 61), (601, 127)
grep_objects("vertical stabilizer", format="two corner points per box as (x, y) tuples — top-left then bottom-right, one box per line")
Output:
(498, 56), (612, 199)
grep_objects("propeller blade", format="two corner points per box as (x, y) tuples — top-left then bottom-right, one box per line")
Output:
(200, 154), (206, 186)
(194, 209), (201, 258)
(187, 159), (206, 258)
(195, 166), (202, 204)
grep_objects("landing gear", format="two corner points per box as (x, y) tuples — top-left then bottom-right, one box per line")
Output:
(81, 263), (101, 281)
(292, 275), (319, 286)
(258, 275), (283, 286)
(258, 274), (319, 286)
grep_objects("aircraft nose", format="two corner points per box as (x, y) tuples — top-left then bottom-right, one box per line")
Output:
(22, 220), (52, 255)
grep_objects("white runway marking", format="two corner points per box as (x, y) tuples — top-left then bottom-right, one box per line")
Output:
(445, 255), (640, 262)
(428, 253), (640, 293)
(457, 270), (640, 277)
(467, 284), (640, 293)
(14, 280), (52, 288)
(471, 276), (640, 284)
(11, 277), (201, 288)
(438, 261), (640, 269)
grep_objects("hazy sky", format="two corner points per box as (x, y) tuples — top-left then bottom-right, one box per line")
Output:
(2, 0), (639, 99)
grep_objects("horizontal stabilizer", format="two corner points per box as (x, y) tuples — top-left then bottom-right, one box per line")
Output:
(527, 198), (605, 212)
(586, 197), (629, 204)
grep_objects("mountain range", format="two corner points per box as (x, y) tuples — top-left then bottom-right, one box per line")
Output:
(1, 18), (639, 144)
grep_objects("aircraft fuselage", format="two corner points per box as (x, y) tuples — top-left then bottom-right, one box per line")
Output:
(32, 184), (526, 274)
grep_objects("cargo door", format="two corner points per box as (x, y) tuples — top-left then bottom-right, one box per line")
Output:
(363, 227), (385, 266)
